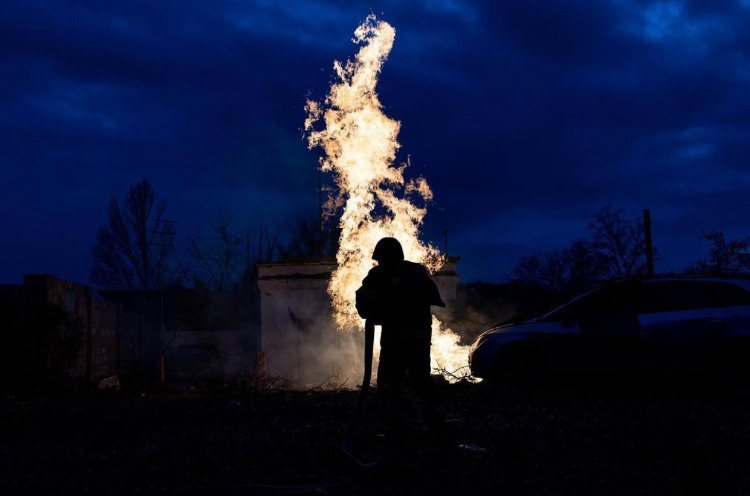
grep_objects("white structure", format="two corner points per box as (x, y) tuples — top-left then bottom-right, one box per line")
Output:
(256, 257), (459, 385)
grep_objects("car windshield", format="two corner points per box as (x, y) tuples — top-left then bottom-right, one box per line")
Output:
(538, 279), (643, 323)
(538, 287), (602, 322)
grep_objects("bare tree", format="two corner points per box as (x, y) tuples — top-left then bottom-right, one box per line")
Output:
(244, 223), (281, 265)
(511, 206), (655, 298)
(183, 213), (243, 290)
(686, 231), (750, 275)
(588, 205), (651, 279)
(180, 214), (284, 290)
(261, 226), (282, 263)
(279, 215), (339, 260)
(89, 179), (176, 290)
(512, 238), (603, 297)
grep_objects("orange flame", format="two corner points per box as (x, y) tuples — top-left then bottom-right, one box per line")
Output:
(305, 14), (470, 381)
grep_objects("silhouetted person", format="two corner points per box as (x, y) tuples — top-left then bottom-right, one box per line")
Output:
(355, 237), (446, 438)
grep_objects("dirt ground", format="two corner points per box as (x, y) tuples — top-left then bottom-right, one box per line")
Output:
(2, 378), (750, 495)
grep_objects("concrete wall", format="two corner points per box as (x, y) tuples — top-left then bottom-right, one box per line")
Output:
(90, 298), (121, 380)
(16, 275), (258, 387)
(24, 274), (121, 381)
(256, 261), (340, 383)
(434, 257), (460, 301)
(101, 288), (259, 385)
(162, 329), (254, 384)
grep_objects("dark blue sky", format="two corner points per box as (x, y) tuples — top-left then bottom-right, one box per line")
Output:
(2, 0), (750, 286)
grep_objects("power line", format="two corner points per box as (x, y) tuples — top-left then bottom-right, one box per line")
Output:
(149, 218), (177, 248)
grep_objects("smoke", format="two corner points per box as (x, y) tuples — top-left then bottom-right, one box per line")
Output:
(266, 315), (367, 389)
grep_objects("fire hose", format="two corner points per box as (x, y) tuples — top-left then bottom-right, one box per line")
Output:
(340, 319), (381, 467)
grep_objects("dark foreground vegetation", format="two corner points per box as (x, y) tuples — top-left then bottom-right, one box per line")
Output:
(2, 378), (750, 496)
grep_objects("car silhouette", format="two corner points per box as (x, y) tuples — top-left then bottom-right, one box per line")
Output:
(468, 275), (750, 389)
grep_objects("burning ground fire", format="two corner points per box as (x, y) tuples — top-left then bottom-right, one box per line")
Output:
(304, 14), (470, 381)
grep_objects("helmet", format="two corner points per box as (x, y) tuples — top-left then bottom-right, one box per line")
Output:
(372, 237), (404, 264)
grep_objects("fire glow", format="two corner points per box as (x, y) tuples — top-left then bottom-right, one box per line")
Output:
(304, 14), (469, 380)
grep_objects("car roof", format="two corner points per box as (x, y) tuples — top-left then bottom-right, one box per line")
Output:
(538, 273), (750, 321)
(610, 273), (750, 292)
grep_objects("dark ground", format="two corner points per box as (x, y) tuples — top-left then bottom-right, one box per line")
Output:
(2, 378), (750, 496)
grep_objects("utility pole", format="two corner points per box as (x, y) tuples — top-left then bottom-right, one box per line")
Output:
(149, 217), (176, 386)
(643, 209), (654, 276)
(318, 148), (323, 233)
(150, 218), (177, 287)
(149, 217), (176, 330)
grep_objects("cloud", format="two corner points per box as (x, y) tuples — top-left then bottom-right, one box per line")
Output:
(2, 0), (750, 285)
